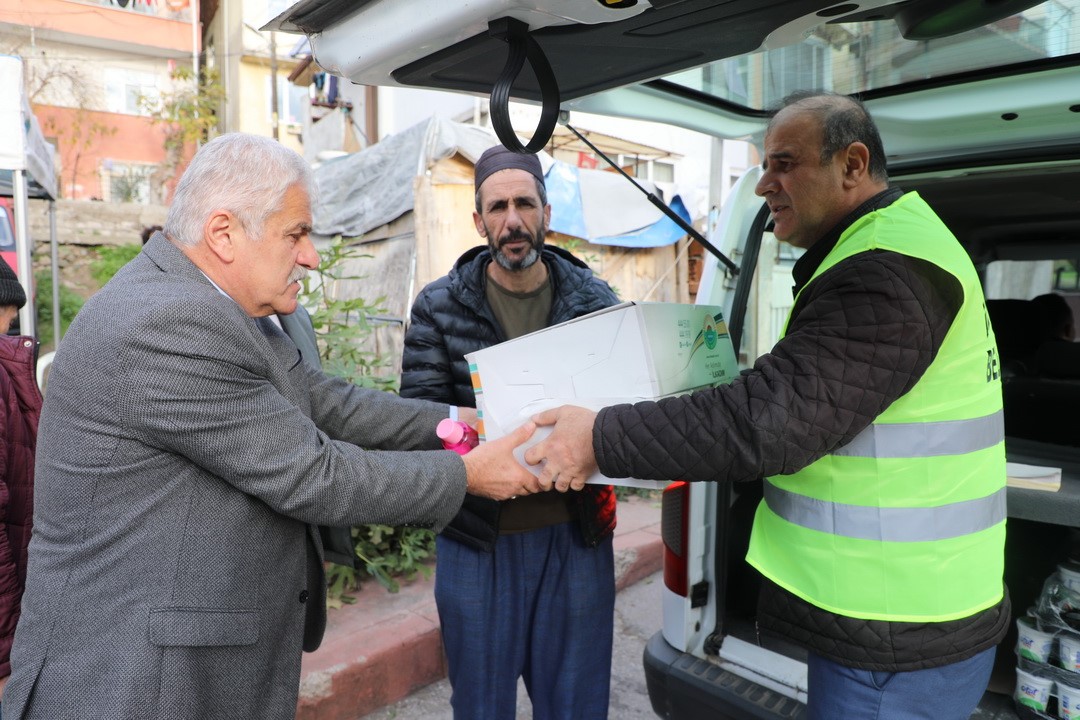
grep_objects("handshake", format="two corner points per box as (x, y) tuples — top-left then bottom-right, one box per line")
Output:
(453, 405), (601, 501)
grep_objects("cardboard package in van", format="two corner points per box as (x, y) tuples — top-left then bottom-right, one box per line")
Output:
(465, 301), (740, 488)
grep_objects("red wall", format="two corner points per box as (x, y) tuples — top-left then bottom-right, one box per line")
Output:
(0, 0), (195, 55)
(34, 106), (176, 201)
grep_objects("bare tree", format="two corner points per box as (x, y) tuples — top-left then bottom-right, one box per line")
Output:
(3, 38), (118, 199)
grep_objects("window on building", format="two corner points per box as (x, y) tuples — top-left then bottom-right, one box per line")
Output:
(286, 83), (306, 126)
(653, 160), (675, 184)
(617, 155), (644, 177)
(267, 76), (307, 126)
(102, 162), (155, 204)
(105, 69), (159, 115)
(616, 154), (676, 183)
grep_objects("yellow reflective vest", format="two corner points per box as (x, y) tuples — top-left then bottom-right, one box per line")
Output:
(746, 192), (1006, 623)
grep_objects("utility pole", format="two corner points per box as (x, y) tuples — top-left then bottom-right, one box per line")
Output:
(269, 30), (279, 140)
(191, 0), (200, 146)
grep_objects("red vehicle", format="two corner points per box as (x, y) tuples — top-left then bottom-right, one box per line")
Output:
(0, 197), (16, 276)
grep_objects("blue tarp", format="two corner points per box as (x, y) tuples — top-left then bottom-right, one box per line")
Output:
(544, 160), (692, 249)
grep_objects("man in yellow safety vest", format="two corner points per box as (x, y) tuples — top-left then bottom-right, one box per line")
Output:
(526, 92), (1009, 720)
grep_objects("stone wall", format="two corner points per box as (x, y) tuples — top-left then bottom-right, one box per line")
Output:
(23, 198), (168, 296)
(26, 198), (168, 249)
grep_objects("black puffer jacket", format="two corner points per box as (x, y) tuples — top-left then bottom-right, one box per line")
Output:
(592, 189), (1010, 671)
(401, 244), (619, 552)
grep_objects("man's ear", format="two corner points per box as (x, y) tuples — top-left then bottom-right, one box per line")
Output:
(473, 210), (487, 239)
(204, 210), (238, 263)
(842, 142), (871, 188)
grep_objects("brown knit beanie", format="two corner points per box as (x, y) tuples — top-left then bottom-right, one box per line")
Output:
(0, 261), (27, 309)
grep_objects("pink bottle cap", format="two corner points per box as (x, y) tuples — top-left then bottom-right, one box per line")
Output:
(437, 418), (466, 445)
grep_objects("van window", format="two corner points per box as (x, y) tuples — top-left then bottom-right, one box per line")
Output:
(739, 232), (806, 364)
(663, 1), (1080, 110)
(984, 258), (1079, 447)
(985, 259), (1080, 304)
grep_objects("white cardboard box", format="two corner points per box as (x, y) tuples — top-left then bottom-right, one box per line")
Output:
(465, 301), (740, 487)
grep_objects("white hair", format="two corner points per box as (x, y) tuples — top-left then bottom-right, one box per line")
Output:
(163, 133), (315, 247)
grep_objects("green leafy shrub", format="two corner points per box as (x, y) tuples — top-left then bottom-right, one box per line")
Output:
(306, 237), (435, 603)
(305, 238), (399, 391)
(38, 244), (141, 351)
(34, 270), (85, 351)
(90, 244), (142, 287)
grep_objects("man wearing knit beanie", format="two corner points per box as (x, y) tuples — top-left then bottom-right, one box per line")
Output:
(400, 144), (620, 719)
(0, 261), (26, 334)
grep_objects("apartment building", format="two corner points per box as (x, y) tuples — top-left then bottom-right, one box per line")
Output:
(0, 0), (198, 203)
(201, 0), (304, 154)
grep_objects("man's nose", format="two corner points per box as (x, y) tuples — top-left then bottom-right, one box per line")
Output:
(504, 204), (523, 230)
(755, 171), (774, 197)
(298, 236), (320, 269)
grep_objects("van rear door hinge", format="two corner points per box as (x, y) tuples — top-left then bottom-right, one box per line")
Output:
(690, 581), (709, 608)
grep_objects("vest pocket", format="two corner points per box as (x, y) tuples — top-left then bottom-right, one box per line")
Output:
(149, 607), (259, 647)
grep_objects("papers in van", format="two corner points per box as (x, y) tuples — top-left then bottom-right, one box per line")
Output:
(1006, 462), (1062, 492)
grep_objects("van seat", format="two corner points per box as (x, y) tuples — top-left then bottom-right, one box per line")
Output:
(986, 299), (1042, 376)
(1003, 377), (1080, 447)
(1035, 340), (1080, 379)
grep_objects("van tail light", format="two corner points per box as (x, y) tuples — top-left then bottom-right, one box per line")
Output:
(662, 481), (690, 597)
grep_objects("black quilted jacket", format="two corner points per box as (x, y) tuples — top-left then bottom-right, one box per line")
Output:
(593, 189), (1010, 671)
(400, 244), (619, 553)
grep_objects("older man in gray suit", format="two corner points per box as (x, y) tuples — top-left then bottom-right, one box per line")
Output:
(2, 133), (540, 720)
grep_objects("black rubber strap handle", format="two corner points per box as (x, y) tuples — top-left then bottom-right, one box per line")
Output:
(488, 17), (560, 154)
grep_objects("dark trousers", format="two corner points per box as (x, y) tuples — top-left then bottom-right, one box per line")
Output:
(435, 523), (615, 720)
(807, 645), (996, 719)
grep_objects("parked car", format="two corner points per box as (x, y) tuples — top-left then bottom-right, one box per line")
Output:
(270, 1), (1080, 717)
(0, 197), (16, 276)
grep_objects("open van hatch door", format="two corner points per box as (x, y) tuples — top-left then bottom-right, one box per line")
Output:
(266, 0), (1080, 168)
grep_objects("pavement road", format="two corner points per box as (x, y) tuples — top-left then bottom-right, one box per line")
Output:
(361, 570), (665, 719)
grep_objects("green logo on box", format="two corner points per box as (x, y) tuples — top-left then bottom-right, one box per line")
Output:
(703, 315), (718, 350)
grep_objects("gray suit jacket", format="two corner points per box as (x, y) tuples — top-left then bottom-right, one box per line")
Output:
(278, 305), (321, 372)
(278, 305), (359, 568)
(4, 236), (465, 720)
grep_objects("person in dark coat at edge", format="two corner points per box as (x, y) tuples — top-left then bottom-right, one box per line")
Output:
(400, 145), (620, 719)
(526, 93), (1010, 720)
(0, 261), (40, 711)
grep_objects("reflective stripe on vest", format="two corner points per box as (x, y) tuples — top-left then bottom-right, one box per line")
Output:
(833, 409), (1004, 459)
(763, 481), (1007, 543)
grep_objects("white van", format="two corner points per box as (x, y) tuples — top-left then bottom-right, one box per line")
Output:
(269, 2), (1080, 717)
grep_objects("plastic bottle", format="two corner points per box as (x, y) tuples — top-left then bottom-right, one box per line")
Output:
(437, 418), (479, 455)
